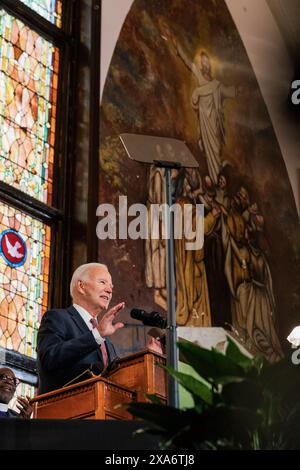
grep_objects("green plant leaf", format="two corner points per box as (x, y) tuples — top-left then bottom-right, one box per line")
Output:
(145, 394), (164, 404)
(225, 336), (253, 369)
(260, 353), (300, 401)
(164, 366), (213, 405)
(283, 401), (300, 449)
(221, 379), (264, 410)
(197, 404), (261, 448)
(178, 340), (245, 384)
(126, 402), (191, 432)
(212, 375), (246, 385)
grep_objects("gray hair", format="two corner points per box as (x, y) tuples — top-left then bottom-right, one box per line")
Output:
(70, 262), (108, 299)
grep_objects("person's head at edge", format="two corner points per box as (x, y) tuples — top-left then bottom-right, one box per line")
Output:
(70, 263), (113, 318)
(0, 367), (33, 418)
(0, 367), (18, 404)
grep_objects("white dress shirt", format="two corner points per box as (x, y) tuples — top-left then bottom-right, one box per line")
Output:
(73, 304), (105, 345)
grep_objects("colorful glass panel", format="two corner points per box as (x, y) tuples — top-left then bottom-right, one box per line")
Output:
(0, 202), (51, 358)
(0, 10), (59, 204)
(18, 0), (62, 28)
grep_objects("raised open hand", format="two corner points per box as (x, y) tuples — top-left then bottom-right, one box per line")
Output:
(16, 395), (33, 419)
(97, 302), (125, 337)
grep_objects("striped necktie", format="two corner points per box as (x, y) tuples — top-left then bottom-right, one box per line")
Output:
(90, 318), (108, 368)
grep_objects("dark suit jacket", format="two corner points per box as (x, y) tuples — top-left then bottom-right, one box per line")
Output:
(37, 305), (117, 394)
(0, 408), (19, 418)
(7, 409), (19, 418)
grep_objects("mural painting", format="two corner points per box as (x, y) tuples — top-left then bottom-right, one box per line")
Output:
(100, 0), (300, 361)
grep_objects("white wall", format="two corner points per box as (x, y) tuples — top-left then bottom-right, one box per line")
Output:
(100, 0), (134, 101)
(226, 0), (299, 215)
(100, 0), (299, 215)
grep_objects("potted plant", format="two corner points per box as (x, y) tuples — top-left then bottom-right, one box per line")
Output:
(127, 338), (300, 449)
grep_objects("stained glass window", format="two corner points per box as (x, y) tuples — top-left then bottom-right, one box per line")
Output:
(0, 201), (51, 358)
(18, 0), (62, 28)
(0, 10), (59, 204)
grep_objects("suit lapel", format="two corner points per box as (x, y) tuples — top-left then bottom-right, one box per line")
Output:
(67, 305), (91, 334)
(68, 306), (104, 362)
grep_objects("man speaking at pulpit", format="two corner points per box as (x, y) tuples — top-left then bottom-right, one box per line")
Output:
(37, 263), (126, 394)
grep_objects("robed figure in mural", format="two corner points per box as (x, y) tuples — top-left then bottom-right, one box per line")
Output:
(145, 145), (167, 310)
(222, 189), (283, 362)
(174, 197), (219, 327)
(166, 30), (237, 184)
(145, 143), (179, 310)
(199, 175), (232, 328)
(173, 169), (220, 326)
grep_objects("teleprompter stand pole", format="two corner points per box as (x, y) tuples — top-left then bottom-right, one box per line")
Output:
(119, 134), (199, 408)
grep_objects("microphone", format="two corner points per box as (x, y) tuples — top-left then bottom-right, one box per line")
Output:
(63, 366), (96, 387)
(62, 358), (122, 387)
(130, 308), (167, 329)
(63, 362), (106, 387)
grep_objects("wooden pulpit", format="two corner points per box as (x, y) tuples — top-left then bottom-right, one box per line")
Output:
(31, 376), (135, 420)
(107, 349), (167, 403)
(31, 349), (166, 419)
